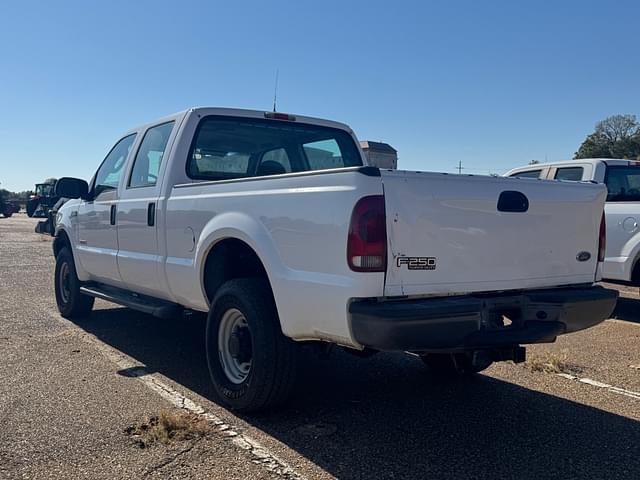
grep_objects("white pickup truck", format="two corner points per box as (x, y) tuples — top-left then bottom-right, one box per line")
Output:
(53, 107), (617, 411)
(506, 159), (640, 285)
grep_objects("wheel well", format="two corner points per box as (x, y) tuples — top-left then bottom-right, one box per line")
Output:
(631, 257), (640, 285)
(53, 230), (70, 258)
(203, 238), (269, 304)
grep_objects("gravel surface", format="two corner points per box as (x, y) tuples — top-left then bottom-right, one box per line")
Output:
(1, 215), (639, 479)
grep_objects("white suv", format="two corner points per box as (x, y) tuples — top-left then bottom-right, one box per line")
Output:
(506, 158), (640, 285)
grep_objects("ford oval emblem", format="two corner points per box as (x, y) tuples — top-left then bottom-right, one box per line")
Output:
(576, 251), (591, 262)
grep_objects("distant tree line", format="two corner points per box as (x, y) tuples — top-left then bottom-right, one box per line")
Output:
(0, 188), (33, 201)
(575, 114), (640, 159)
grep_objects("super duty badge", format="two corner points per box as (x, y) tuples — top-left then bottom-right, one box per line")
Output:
(397, 257), (436, 270)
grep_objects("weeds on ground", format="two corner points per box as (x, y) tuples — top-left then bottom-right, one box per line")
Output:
(125, 409), (211, 448)
(523, 351), (583, 375)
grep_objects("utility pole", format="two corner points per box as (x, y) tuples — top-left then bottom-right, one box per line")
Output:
(457, 160), (464, 174)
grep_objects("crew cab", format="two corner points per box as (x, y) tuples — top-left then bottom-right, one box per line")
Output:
(505, 159), (640, 285)
(53, 108), (617, 411)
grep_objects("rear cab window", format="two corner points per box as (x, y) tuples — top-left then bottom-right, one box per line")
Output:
(604, 165), (640, 202)
(186, 116), (362, 181)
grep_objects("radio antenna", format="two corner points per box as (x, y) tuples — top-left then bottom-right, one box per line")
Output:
(272, 69), (279, 112)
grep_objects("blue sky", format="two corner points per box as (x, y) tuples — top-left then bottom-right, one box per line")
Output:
(1, 0), (639, 191)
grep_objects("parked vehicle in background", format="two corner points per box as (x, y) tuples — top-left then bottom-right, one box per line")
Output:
(52, 108), (616, 412)
(27, 178), (59, 217)
(505, 158), (640, 285)
(0, 190), (19, 217)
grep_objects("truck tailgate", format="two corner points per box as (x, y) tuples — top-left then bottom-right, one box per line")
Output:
(382, 170), (607, 297)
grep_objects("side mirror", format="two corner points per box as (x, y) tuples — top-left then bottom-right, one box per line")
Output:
(55, 177), (89, 200)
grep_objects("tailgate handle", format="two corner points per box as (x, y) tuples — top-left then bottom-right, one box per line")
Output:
(497, 191), (529, 213)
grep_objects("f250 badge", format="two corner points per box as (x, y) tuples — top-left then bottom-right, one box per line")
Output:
(397, 257), (436, 270)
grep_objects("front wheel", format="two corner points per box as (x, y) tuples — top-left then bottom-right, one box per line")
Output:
(420, 351), (493, 376)
(205, 278), (298, 412)
(54, 247), (94, 318)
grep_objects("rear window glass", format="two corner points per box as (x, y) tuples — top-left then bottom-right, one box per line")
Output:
(510, 170), (541, 179)
(554, 167), (584, 181)
(605, 166), (640, 202)
(187, 116), (362, 181)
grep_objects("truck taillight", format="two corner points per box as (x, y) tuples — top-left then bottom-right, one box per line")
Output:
(347, 195), (387, 272)
(598, 213), (606, 262)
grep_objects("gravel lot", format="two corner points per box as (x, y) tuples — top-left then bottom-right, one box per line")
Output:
(1, 215), (639, 479)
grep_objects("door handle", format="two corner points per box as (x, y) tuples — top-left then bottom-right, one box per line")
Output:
(147, 202), (156, 227)
(110, 205), (116, 225)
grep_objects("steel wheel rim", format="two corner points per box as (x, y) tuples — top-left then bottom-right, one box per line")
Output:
(218, 308), (252, 384)
(59, 261), (71, 304)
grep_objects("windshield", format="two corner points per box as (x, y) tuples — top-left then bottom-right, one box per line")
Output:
(605, 166), (640, 202)
(35, 184), (55, 196)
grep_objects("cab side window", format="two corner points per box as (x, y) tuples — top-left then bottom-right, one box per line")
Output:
(554, 167), (583, 181)
(94, 134), (137, 196)
(509, 169), (541, 179)
(129, 122), (174, 188)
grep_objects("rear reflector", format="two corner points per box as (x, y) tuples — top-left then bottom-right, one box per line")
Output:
(598, 213), (606, 262)
(264, 112), (296, 121)
(347, 196), (387, 272)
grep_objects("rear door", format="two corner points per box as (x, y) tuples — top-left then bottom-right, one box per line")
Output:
(116, 121), (175, 297)
(76, 134), (137, 285)
(381, 170), (606, 297)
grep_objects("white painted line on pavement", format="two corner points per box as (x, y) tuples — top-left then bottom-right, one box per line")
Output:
(61, 321), (305, 480)
(556, 373), (640, 400)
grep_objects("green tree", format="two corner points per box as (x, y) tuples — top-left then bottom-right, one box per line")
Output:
(575, 114), (640, 159)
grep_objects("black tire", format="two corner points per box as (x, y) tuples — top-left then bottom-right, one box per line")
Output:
(26, 200), (38, 217)
(3, 212), (12, 218)
(420, 352), (492, 376)
(54, 247), (94, 318)
(205, 278), (298, 412)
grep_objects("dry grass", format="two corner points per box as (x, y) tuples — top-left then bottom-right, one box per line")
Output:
(524, 352), (583, 375)
(125, 409), (211, 448)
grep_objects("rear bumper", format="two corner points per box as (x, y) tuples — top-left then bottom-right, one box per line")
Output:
(348, 286), (618, 352)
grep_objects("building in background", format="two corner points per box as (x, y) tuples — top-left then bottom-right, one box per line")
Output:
(359, 141), (398, 169)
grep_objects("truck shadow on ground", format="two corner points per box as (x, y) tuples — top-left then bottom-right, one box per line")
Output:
(74, 306), (640, 479)
(611, 297), (640, 325)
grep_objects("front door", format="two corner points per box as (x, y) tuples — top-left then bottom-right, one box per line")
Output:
(76, 134), (137, 285)
(116, 121), (175, 298)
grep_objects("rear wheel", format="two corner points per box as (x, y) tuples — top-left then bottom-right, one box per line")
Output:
(54, 247), (94, 318)
(420, 351), (492, 376)
(205, 278), (298, 412)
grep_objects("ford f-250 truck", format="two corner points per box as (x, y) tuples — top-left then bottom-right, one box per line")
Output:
(53, 107), (617, 411)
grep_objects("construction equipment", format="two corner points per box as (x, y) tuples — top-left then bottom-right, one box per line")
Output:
(27, 178), (59, 217)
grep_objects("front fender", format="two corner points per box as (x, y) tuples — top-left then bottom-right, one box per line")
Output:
(54, 200), (89, 281)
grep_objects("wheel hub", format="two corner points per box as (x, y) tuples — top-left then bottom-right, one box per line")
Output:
(228, 326), (252, 364)
(59, 262), (71, 304)
(218, 308), (253, 384)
